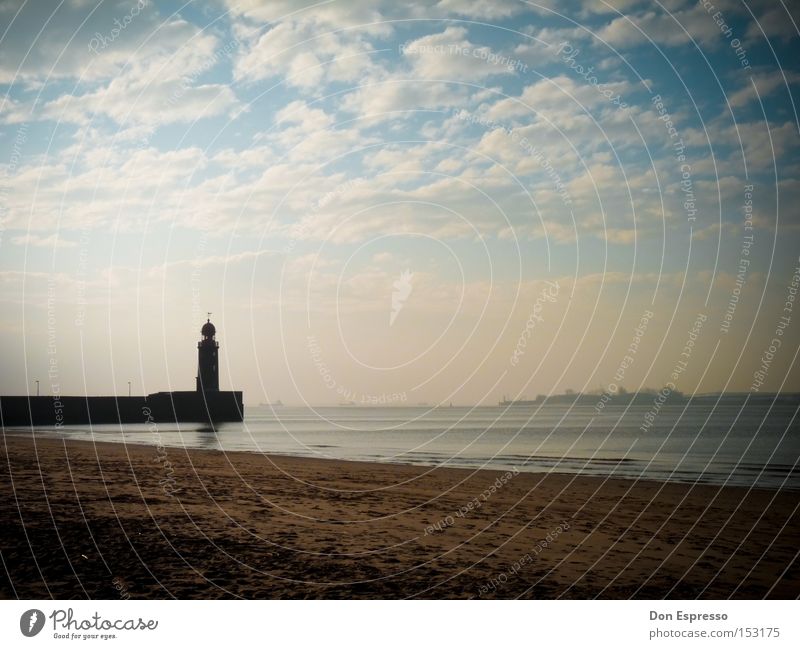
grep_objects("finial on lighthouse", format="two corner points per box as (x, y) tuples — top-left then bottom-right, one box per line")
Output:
(201, 314), (216, 339)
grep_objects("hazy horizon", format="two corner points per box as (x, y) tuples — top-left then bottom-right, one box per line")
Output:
(1, 0), (799, 406)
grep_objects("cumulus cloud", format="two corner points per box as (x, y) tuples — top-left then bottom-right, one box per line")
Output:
(401, 27), (526, 81)
(10, 233), (78, 248)
(1, 0), (798, 399)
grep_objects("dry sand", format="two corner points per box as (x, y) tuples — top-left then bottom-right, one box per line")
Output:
(1, 434), (798, 599)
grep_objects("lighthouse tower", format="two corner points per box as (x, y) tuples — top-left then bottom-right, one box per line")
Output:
(196, 317), (219, 392)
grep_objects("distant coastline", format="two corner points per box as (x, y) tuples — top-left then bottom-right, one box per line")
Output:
(499, 391), (800, 407)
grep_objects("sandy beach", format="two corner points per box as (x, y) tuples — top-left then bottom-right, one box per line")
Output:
(1, 434), (798, 599)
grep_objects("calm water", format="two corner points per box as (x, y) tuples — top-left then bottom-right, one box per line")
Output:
(15, 404), (800, 490)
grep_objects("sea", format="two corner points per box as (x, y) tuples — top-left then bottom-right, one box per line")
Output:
(15, 404), (800, 490)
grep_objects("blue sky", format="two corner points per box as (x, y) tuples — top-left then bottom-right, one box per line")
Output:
(1, 0), (799, 404)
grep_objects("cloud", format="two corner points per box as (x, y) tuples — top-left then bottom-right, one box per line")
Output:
(339, 79), (471, 121)
(149, 249), (280, 277)
(745, 3), (800, 43)
(0, 145), (214, 232)
(231, 12), (382, 87)
(709, 120), (800, 171)
(727, 70), (800, 108)
(42, 20), (240, 125)
(579, 0), (642, 16)
(276, 100), (334, 130)
(0, 2), (210, 84)
(401, 27), (525, 81)
(434, 0), (528, 20)
(487, 75), (636, 121)
(43, 80), (238, 127)
(225, 0), (391, 31)
(10, 233), (78, 248)
(594, 5), (732, 48)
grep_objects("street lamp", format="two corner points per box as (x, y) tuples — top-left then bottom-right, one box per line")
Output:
(34, 379), (39, 397)
(128, 381), (131, 397)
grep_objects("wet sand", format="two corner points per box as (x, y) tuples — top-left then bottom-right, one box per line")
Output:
(1, 434), (798, 599)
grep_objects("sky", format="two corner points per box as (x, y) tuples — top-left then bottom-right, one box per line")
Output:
(0, 0), (799, 405)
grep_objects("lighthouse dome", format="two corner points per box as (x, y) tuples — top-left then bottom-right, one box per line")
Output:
(201, 319), (216, 337)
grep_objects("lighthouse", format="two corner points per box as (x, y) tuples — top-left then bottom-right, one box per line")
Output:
(196, 316), (219, 392)
(0, 312), (242, 425)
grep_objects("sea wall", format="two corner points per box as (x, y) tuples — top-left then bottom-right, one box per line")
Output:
(0, 391), (243, 426)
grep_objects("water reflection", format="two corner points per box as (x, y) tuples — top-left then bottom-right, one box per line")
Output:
(193, 425), (219, 449)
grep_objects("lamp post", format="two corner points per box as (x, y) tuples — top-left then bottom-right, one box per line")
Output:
(34, 379), (39, 397)
(128, 381), (131, 397)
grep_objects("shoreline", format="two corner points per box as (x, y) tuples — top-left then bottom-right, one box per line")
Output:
(4, 428), (795, 492)
(2, 435), (798, 598)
